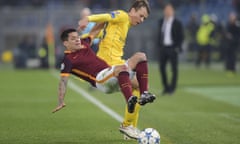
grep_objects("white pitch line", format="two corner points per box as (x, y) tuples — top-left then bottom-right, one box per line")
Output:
(219, 113), (240, 123)
(51, 71), (123, 123)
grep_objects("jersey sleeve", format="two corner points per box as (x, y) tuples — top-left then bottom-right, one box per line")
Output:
(88, 10), (128, 23)
(60, 57), (72, 77)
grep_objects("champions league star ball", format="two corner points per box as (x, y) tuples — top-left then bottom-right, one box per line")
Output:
(138, 128), (160, 144)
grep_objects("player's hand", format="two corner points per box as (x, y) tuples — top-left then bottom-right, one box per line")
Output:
(52, 103), (66, 113)
(78, 17), (89, 31)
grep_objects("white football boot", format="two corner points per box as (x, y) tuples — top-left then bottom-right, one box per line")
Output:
(123, 134), (131, 140)
(119, 124), (140, 140)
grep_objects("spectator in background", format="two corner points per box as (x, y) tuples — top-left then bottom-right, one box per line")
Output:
(210, 14), (227, 61)
(38, 38), (49, 69)
(20, 36), (36, 58)
(225, 12), (240, 76)
(80, 7), (99, 53)
(209, 13), (224, 61)
(14, 35), (37, 68)
(156, 3), (184, 95)
(186, 13), (199, 56)
(196, 14), (215, 68)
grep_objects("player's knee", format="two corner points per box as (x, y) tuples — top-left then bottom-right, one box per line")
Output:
(134, 52), (147, 61)
(119, 65), (128, 71)
(114, 65), (128, 76)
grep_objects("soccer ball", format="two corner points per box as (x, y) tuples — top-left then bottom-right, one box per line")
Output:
(138, 128), (160, 144)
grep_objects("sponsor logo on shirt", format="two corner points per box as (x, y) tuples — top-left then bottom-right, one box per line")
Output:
(110, 11), (120, 18)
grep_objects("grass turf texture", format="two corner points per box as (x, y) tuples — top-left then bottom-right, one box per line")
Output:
(0, 63), (239, 144)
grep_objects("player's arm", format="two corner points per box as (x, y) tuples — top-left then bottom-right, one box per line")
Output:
(89, 22), (105, 39)
(78, 11), (125, 31)
(52, 76), (69, 113)
(80, 22), (104, 44)
(78, 14), (110, 31)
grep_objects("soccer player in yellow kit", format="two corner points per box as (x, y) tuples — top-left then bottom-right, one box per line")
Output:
(78, 0), (153, 140)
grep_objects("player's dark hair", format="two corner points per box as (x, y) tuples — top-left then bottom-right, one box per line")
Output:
(60, 28), (77, 41)
(129, 0), (150, 14)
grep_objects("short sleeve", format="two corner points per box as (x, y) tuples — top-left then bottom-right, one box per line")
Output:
(60, 57), (72, 77)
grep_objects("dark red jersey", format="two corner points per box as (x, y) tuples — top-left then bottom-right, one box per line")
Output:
(60, 37), (109, 86)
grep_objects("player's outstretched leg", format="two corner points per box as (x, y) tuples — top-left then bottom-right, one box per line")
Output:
(119, 95), (139, 139)
(121, 89), (141, 140)
(120, 95), (139, 140)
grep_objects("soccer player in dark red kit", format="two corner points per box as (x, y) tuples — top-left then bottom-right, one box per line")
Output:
(52, 28), (155, 138)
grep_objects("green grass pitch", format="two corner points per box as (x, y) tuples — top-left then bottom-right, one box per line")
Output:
(0, 63), (240, 144)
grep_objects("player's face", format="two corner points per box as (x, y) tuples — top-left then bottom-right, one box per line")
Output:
(129, 7), (148, 26)
(64, 32), (81, 51)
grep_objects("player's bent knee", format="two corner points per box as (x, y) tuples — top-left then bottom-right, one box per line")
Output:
(114, 65), (128, 76)
(134, 52), (147, 61)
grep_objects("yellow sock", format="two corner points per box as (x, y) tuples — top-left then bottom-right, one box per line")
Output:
(122, 89), (141, 127)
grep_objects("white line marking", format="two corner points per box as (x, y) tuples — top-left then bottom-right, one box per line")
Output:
(51, 71), (123, 123)
(219, 113), (240, 123)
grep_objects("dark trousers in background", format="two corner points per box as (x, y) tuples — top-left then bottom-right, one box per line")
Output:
(225, 44), (237, 72)
(196, 45), (211, 67)
(159, 46), (178, 93)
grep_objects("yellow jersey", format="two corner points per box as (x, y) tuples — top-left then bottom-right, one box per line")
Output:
(88, 10), (131, 65)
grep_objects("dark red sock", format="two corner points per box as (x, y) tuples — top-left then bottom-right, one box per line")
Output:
(135, 61), (148, 94)
(117, 71), (132, 102)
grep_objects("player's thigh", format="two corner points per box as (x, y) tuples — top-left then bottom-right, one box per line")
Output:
(95, 67), (119, 93)
(96, 77), (119, 94)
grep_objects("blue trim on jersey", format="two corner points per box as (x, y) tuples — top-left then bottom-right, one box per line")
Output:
(110, 12), (115, 18)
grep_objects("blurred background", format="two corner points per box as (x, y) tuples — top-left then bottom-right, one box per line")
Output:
(0, 0), (239, 72)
